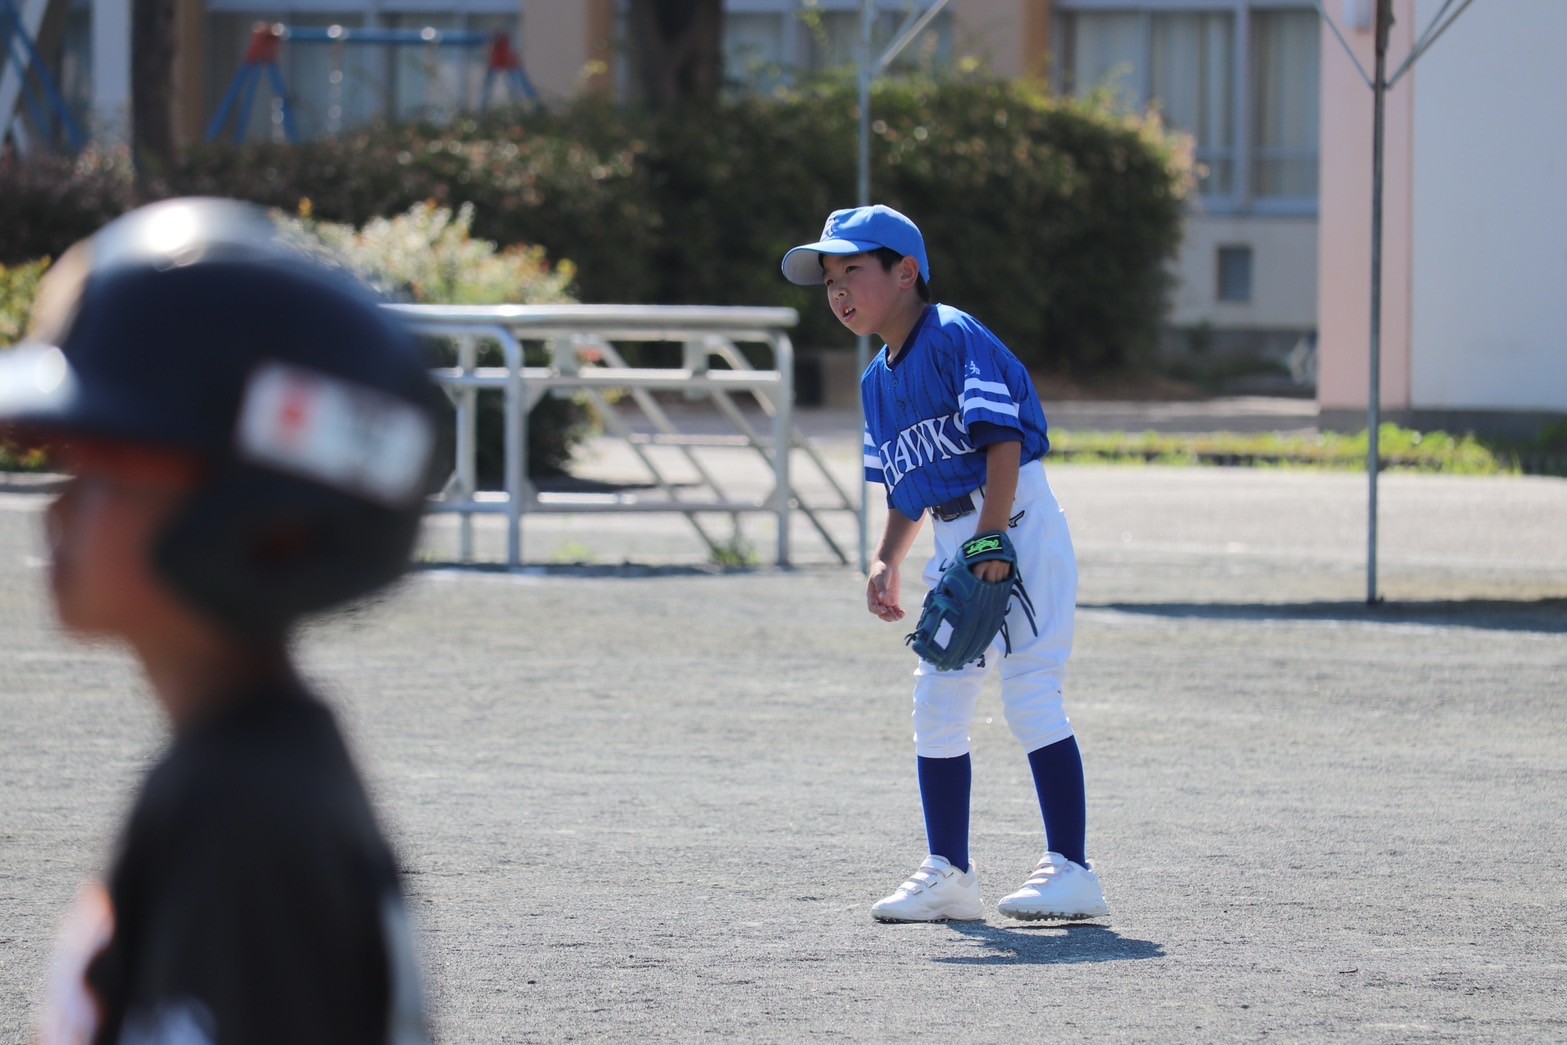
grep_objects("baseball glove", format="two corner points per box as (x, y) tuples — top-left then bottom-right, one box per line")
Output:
(906, 530), (1027, 671)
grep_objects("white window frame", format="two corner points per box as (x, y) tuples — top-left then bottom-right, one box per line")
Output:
(1052, 0), (1319, 217)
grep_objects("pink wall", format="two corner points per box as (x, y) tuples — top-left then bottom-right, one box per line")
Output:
(1316, 2), (1417, 413)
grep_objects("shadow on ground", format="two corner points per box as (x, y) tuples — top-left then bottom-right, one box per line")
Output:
(936, 924), (1164, 966)
(1086, 598), (1567, 634)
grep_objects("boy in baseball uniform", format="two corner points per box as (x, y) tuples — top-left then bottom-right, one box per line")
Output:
(782, 205), (1108, 923)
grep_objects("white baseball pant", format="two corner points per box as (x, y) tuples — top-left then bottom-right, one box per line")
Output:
(911, 458), (1079, 758)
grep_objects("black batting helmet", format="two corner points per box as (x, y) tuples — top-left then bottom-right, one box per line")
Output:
(0, 197), (439, 638)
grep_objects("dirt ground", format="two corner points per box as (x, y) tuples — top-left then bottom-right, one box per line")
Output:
(2, 439), (1564, 1042)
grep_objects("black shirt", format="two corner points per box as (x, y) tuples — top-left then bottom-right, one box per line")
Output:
(81, 677), (426, 1044)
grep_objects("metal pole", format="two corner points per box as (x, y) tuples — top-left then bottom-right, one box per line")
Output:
(856, 0), (872, 241)
(503, 331), (525, 569)
(1316, 0), (1480, 603)
(774, 331), (794, 566)
(848, 0), (949, 574)
(457, 335), (477, 562)
(1366, 0), (1391, 605)
(855, 0), (873, 574)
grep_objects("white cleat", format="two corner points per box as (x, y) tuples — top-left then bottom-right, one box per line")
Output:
(996, 852), (1109, 921)
(871, 855), (984, 923)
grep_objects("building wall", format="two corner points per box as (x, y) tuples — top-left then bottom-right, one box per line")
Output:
(947, 0), (1050, 79)
(1170, 213), (1317, 334)
(589, 1), (1046, 91)
(521, 0), (607, 102)
(1408, 0), (1567, 413)
(163, 2), (1038, 147)
(1316, 0), (1415, 415)
(140, 1), (1324, 365)
(89, 0), (131, 142)
(1318, 0), (1567, 424)
(1051, 2), (1324, 355)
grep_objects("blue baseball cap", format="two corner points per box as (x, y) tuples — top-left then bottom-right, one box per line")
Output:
(780, 205), (930, 286)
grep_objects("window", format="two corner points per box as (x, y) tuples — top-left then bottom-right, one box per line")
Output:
(51, 1), (93, 142)
(1055, 2), (1320, 213)
(725, 11), (793, 93)
(1216, 244), (1253, 302)
(1059, 11), (1142, 108)
(1151, 12), (1235, 197)
(721, 1), (953, 93)
(205, 3), (521, 142)
(1251, 8), (1319, 202)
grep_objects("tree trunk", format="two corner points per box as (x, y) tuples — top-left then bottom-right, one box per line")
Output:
(132, 0), (176, 173)
(626, 0), (724, 110)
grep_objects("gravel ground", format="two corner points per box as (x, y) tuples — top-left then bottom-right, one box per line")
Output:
(1, 433), (1564, 1042)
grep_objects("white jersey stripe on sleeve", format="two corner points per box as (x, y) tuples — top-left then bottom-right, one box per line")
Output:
(963, 377), (1011, 396)
(959, 394), (1021, 419)
(864, 453), (884, 469)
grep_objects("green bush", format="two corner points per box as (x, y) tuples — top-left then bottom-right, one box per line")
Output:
(163, 102), (662, 307)
(1, 259), (55, 471)
(282, 201), (591, 478)
(0, 150), (137, 266)
(282, 199), (578, 306)
(0, 73), (1192, 373)
(646, 76), (1193, 369)
(1, 258), (50, 348)
(0, 203), (592, 478)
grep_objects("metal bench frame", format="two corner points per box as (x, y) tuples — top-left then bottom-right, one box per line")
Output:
(390, 303), (854, 568)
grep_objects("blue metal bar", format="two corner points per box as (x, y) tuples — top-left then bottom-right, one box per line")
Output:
(0, 0), (86, 150)
(47, 80), (83, 151)
(232, 65), (262, 142)
(18, 60), (53, 138)
(481, 67), (539, 109)
(206, 63), (250, 140)
(38, 77), (81, 150)
(509, 67), (538, 104)
(282, 26), (489, 48)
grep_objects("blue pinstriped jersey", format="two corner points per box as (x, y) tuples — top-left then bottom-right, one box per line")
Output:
(861, 303), (1050, 520)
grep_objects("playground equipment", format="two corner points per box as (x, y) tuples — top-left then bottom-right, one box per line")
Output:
(208, 21), (538, 145)
(0, 0), (84, 154)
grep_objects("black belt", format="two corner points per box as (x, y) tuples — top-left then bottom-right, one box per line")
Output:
(930, 493), (976, 522)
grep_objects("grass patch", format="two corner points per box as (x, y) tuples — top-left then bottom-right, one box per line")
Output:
(1051, 424), (1565, 477)
(552, 541), (598, 565)
(708, 532), (760, 569)
(0, 443), (52, 473)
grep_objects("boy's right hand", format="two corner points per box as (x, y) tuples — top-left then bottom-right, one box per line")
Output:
(867, 560), (905, 621)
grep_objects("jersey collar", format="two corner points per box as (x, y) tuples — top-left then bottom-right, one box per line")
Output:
(885, 304), (934, 370)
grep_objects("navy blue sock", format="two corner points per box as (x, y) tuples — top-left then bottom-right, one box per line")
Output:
(1027, 736), (1087, 867)
(916, 754), (972, 872)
